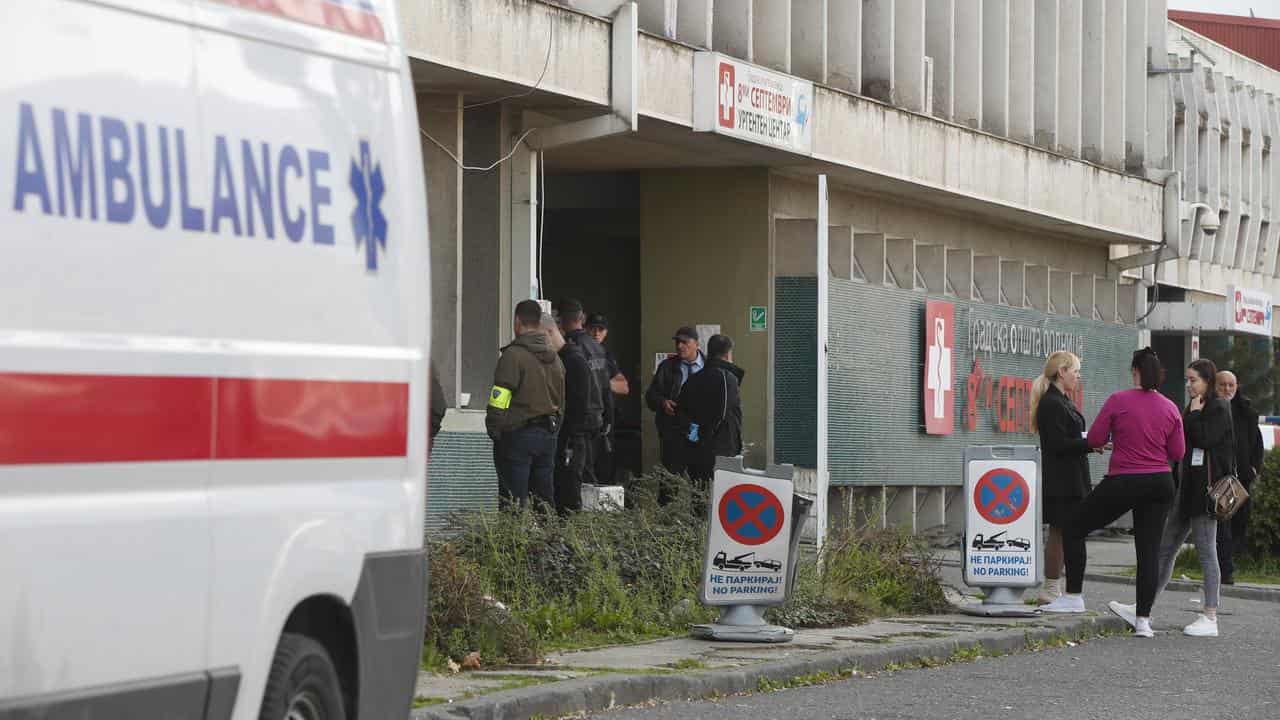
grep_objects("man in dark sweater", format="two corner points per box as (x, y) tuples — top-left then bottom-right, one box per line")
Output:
(1215, 371), (1265, 584)
(678, 334), (745, 486)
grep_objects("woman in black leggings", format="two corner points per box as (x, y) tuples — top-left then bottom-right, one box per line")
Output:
(1042, 349), (1184, 639)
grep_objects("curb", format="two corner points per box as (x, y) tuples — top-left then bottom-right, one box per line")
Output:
(1084, 572), (1280, 603)
(411, 615), (1126, 720)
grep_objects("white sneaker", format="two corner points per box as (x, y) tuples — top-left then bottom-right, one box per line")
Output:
(1134, 618), (1155, 638)
(1041, 594), (1086, 614)
(1183, 615), (1219, 637)
(1108, 601), (1137, 629)
(1037, 577), (1063, 604)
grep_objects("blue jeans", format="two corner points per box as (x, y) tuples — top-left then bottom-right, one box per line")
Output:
(494, 425), (557, 508)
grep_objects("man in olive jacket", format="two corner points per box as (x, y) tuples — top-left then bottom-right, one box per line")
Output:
(487, 300), (566, 507)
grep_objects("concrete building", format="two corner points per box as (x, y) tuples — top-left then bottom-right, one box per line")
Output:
(406, 0), (1280, 541)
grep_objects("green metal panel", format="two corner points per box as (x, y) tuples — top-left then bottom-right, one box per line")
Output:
(426, 431), (497, 536)
(775, 277), (1140, 486)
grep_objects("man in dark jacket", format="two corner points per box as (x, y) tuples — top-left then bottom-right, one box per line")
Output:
(645, 326), (705, 478)
(429, 362), (447, 454)
(678, 334), (744, 486)
(554, 299), (612, 512)
(487, 300), (566, 508)
(1215, 371), (1265, 584)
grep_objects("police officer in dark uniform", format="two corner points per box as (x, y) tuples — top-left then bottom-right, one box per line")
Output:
(554, 299), (613, 512)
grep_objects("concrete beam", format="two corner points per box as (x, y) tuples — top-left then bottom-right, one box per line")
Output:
(1034, 0), (1059, 150)
(827, 0), (862, 93)
(1009, 0), (1035, 144)
(754, 0), (792, 72)
(946, 248), (974, 299)
(1057, 0), (1082, 157)
(677, 0), (713, 48)
(895, 0), (928, 113)
(925, 0), (955, 121)
(713, 0), (753, 61)
(792, 0), (828, 83)
(1001, 258), (1025, 307)
(982, 0), (1010, 137)
(917, 243), (947, 293)
(886, 236), (916, 290)
(1081, 0), (1105, 164)
(974, 255), (1001, 304)
(863, 0), (896, 103)
(854, 233), (887, 285)
(1102, 0), (1126, 170)
(1026, 264), (1051, 312)
(954, 0), (983, 129)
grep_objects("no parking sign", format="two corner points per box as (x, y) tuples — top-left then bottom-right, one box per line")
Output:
(963, 446), (1041, 589)
(701, 464), (794, 606)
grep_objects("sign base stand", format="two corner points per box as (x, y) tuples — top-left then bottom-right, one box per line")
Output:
(691, 605), (794, 643)
(957, 587), (1040, 618)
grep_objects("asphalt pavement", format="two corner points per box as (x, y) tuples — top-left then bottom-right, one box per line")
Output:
(590, 586), (1280, 720)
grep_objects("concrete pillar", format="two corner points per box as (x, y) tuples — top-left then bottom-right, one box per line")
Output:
(926, 0), (955, 121)
(418, 93), (463, 403)
(946, 248), (974, 299)
(677, 0), (714, 48)
(828, 0), (862, 93)
(1145, 0), (1171, 172)
(1008, 0), (1035, 144)
(1124, 0), (1147, 172)
(461, 106), (505, 408)
(863, 0), (896, 103)
(792, 0), (828, 83)
(1056, 0), (1082, 156)
(1265, 95), (1280, 276)
(1034, 0), (1059, 151)
(1242, 88), (1263, 271)
(954, 0), (983, 129)
(982, 0), (1009, 137)
(713, 0), (753, 61)
(638, 0), (677, 38)
(895, 0), (927, 112)
(1102, 0), (1126, 170)
(754, 0), (792, 72)
(1081, 0), (1104, 164)
(1220, 78), (1243, 268)
(508, 142), (538, 308)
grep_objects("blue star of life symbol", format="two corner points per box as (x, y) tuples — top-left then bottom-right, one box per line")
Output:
(349, 141), (388, 271)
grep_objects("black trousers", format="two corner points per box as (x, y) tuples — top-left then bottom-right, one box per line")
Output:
(494, 425), (557, 509)
(1216, 481), (1253, 580)
(555, 431), (596, 513)
(1064, 472), (1174, 617)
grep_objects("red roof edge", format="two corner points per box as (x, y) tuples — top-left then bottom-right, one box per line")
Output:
(1169, 9), (1280, 31)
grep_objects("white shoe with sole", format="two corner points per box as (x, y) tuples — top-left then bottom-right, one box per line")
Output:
(1108, 601), (1137, 628)
(1134, 618), (1154, 638)
(1041, 594), (1086, 614)
(1037, 577), (1063, 604)
(1183, 615), (1219, 637)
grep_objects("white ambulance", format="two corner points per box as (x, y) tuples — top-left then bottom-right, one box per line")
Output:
(0, 1), (430, 718)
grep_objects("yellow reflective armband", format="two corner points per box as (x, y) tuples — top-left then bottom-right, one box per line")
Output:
(488, 386), (513, 410)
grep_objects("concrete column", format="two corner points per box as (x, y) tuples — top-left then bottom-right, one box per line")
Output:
(713, 0), (753, 61)
(926, 0), (955, 120)
(1220, 79), (1243, 268)
(895, 0), (927, 112)
(1081, 0), (1104, 164)
(1124, 0), (1147, 172)
(863, 0), (896, 103)
(461, 106), (505, 408)
(419, 93), (463, 403)
(828, 0), (862, 93)
(1174, 66), (1196, 258)
(677, 0), (714, 48)
(1008, 0), (1035, 144)
(1056, 0), (1082, 156)
(509, 142), (538, 307)
(1242, 88), (1263, 272)
(792, 0), (828, 83)
(1034, 0), (1059, 150)
(1102, 0), (1126, 170)
(1265, 95), (1280, 276)
(754, 0), (792, 72)
(982, 0), (1009, 137)
(1145, 0), (1171, 172)
(953, 0), (983, 129)
(638, 0), (677, 38)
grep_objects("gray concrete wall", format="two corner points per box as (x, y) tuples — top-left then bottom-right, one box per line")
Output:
(461, 106), (504, 409)
(640, 169), (772, 471)
(418, 93), (462, 403)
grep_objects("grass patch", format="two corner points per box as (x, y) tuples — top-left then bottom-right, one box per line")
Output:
(665, 658), (710, 671)
(1118, 547), (1280, 585)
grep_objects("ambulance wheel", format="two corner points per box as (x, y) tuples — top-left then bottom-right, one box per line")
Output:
(259, 633), (347, 720)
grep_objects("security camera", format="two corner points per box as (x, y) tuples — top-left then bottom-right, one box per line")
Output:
(1186, 202), (1220, 236)
(1200, 214), (1221, 235)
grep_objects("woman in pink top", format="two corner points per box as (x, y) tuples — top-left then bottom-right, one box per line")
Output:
(1042, 348), (1184, 639)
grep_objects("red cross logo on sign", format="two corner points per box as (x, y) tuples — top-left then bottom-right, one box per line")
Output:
(923, 301), (955, 435)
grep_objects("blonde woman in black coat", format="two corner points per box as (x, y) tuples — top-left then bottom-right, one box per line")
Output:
(1030, 351), (1098, 603)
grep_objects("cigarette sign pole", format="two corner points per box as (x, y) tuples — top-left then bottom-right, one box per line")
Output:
(693, 457), (806, 643)
(960, 446), (1042, 618)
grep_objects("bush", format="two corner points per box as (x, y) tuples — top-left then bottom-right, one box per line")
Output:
(820, 526), (950, 616)
(1247, 447), (1280, 558)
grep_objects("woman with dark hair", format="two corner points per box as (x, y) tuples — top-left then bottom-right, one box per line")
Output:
(1110, 359), (1231, 637)
(1043, 348), (1184, 640)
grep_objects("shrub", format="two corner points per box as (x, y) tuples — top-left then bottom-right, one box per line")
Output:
(1246, 447), (1280, 558)
(820, 526), (950, 616)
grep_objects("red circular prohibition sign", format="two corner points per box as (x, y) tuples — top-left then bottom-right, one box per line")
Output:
(973, 468), (1030, 525)
(718, 484), (786, 546)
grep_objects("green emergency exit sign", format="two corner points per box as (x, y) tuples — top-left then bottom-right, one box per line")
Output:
(749, 306), (767, 332)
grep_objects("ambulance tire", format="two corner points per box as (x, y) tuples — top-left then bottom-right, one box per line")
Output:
(259, 633), (347, 720)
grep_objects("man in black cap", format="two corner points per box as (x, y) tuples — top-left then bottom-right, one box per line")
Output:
(645, 326), (705, 488)
(555, 299), (613, 512)
(587, 313), (628, 485)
